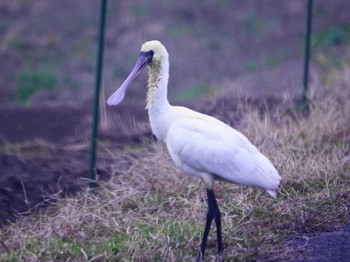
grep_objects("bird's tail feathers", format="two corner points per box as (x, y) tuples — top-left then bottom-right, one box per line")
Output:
(266, 189), (277, 198)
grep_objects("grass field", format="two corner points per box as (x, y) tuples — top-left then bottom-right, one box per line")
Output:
(1, 60), (350, 261)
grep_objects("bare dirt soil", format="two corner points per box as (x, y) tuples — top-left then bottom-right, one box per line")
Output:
(0, 106), (90, 225)
(277, 223), (350, 262)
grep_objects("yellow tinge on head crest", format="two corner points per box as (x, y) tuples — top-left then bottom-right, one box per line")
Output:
(141, 41), (169, 109)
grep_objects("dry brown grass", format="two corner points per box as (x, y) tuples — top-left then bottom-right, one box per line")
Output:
(1, 63), (350, 261)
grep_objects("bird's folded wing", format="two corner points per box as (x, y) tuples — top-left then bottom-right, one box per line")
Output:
(165, 117), (264, 185)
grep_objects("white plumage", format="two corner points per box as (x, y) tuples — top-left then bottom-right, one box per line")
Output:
(107, 40), (281, 259)
(165, 111), (280, 197)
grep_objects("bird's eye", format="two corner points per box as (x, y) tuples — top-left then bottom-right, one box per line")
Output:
(145, 50), (154, 61)
(140, 50), (154, 63)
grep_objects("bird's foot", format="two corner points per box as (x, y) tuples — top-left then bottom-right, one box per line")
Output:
(196, 250), (203, 262)
(218, 251), (225, 262)
(196, 251), (225, 262)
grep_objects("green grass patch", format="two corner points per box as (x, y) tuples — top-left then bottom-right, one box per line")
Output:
(131, 4), (149, 18)
(245, 60), (259, 72)
(245, 50), (291, 72)
(113, 65), (127, 78)
(312, 25), (350, 48)
(17, 67), (57, 104)
(174, 83), (212, 101)
(0, 141), (54, 159)
(244, 9), (260, 35)
(167, 22), (190, 38)
(8, 38), (26, 51)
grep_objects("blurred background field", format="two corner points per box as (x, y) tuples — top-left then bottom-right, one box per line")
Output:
(0, 0), (349, 261)
(1, 0), (349, 107)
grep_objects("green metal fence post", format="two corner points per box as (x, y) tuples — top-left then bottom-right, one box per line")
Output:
(88, 0), (108, 188)
(301, 0), (313, 111)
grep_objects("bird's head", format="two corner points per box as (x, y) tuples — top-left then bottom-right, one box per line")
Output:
(107, 40), (167, 106)
(141, 40), (167, 65)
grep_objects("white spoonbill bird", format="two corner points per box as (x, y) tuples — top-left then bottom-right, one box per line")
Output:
(107, 40), (281, 260)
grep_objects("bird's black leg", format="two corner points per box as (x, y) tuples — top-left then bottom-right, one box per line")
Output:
(197, 189), (224, 261)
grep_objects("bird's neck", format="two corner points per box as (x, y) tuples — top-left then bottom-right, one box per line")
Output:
(146, 56), (171, 112)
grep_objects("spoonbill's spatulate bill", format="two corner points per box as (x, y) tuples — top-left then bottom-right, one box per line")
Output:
(107, 40), (281, 260)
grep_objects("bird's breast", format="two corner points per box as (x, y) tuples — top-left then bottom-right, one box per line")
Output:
(148, 109), (173, 142)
